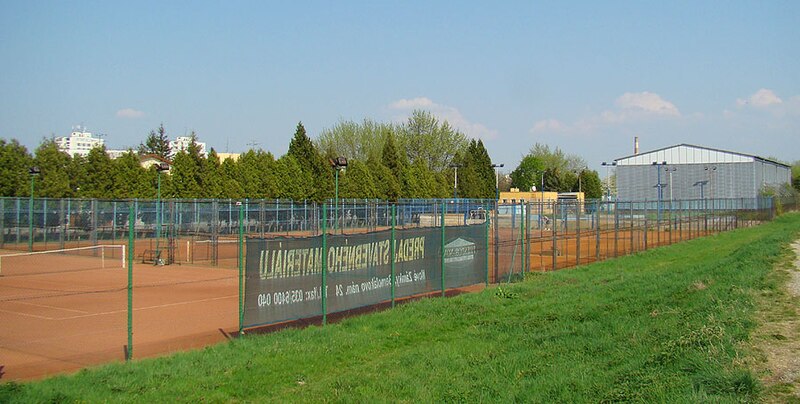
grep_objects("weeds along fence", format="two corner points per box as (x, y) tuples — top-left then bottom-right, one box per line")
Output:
(0, 195), (789, 380)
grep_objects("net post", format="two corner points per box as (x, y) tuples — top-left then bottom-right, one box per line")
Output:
(440, 201), (445, 297)
(238, 201), (244, 335)
(127, 203), (134, 361)
(390, 204), (396, 308)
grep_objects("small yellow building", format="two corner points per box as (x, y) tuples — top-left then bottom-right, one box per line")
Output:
(498, 189), (584, 204)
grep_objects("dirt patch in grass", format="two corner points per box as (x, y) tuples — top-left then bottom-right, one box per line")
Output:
(755, 239), (800, 401)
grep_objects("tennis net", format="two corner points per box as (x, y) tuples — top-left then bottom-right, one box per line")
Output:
(0, 245), (126, 277)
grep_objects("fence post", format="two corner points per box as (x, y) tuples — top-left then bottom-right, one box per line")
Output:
(595, 201), (600, 261)
(238, 202), (244, 335)
(485, 208), (490, 286)
(0, 198), (4, 249)
(552, 201), (557, 271)
(613, 200), (619, 257)
(644, 200), (649, 250)
(629, 202), (634, 253)
(441, 201), (446, 297)
(391, 204), (396, 308)
(322, 203), (328, 325)
(493, 203), (499, 283)
(127, 203), (134, 361)
(520, 200), (526, 275)
(576, 201), (581, 265)
(526, 201), (531, 274)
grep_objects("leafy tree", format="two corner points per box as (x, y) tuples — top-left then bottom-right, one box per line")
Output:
(0, 139), (34, 196)
(316, 118), (396, 163)
(792, 161), (800, 191)
(528, 143), (586, 173)
(510, 155), (545, 192)
(139, 123), (171, 159)
(33, 139), (72, 198)
(399, 110), (468, 172)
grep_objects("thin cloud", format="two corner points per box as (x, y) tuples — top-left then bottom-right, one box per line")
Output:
(530, 119), (566, 133)
(736, 89), (783, 108)
(389, 97), (498, 140)
(615, 92), (680, 116)
(116, 108), (145, 118)
(531, 91), (681, 134)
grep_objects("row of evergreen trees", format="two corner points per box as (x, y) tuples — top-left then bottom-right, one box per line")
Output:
(0, 113), (502, 201)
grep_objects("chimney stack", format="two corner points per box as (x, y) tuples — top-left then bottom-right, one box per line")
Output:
(634, 136), (639, 155)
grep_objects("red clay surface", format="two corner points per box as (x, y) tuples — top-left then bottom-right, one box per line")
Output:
(0, 260), (237, 381)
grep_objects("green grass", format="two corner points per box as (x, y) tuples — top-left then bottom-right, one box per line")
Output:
(3, 213), (799, 403)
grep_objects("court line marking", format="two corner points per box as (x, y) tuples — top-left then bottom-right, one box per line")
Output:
(58, 294), (238, 320)
(0, 307), (54, 320)
(14, 300), (90, 314)
(0, 295), (236, 321)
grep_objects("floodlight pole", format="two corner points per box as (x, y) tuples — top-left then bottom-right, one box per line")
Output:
(449, 163), (463, 199)
(334, 168), (339, 230)
(666, 167), (676, 202)
(155, 163), (169, 262)
(28, 167), (40, 252)
(156, 169), (161, 259)
(601, 162), (616, 210)
(331, 157), (348, 231)
(652, 161), (666, 223)
(491, 163), (504, 202)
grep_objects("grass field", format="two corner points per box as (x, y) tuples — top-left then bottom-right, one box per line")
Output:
(2, 213), (798, 402)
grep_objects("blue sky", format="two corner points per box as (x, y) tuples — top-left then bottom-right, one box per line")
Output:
(1, 1), (798, 173)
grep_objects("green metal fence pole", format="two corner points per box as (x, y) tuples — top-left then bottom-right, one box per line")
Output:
(238, 202), (244, 335)
(322, 203), (328, 325)
(520, 200), (525, 275)
(391, 204), (396, 308)
(127, 203), (134, 361)
(485, 210), (490, 287)
(441, 201), (446, 297)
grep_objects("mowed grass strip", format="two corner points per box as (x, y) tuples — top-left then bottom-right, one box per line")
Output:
(3, 213), (799, 402)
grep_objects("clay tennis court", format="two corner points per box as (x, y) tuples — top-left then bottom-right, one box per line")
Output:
(0, 248), (238, 381)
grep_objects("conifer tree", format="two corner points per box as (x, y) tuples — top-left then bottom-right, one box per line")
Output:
(138, 123), (172, 159)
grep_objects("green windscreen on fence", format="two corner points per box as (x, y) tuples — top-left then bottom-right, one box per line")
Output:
(242, 223), (487, 328)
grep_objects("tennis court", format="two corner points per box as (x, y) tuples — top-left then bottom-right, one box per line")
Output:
(0, 246), (237, 380)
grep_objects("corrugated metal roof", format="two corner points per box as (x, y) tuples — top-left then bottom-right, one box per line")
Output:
(614, 143), (789, 167)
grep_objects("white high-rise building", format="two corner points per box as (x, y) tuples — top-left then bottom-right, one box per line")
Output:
(55, 127), (104, 157)
(169, 136), (207, 157)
